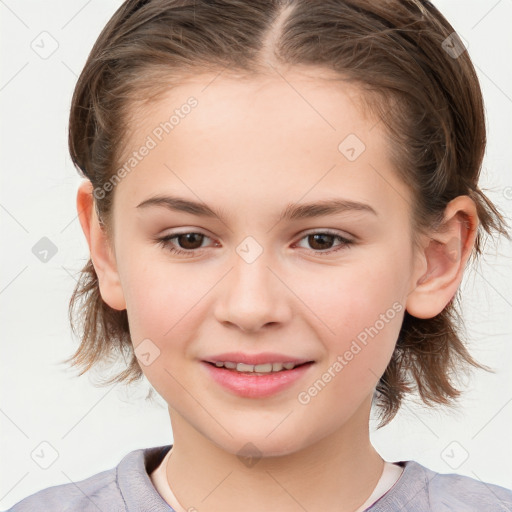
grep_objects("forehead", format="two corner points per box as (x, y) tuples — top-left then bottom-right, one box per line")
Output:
(114, 69), (411, 227)
(126, 67), (375, 148)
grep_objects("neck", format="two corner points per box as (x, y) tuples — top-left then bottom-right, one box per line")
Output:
(165, 399), (384, 512)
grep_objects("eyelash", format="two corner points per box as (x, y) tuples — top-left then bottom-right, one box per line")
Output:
(156, 230), (354, 257)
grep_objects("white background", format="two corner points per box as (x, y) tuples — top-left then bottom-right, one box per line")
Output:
(1, 0), (511, 509)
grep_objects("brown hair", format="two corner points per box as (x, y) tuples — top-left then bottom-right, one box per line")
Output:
(66, 0), (511, 426)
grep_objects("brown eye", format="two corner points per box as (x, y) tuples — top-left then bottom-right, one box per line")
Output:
(295, 231), (354, 256)
(156, 232), (212, 257)
(175, 233), (205, 250)
(307, 233), (336, 251)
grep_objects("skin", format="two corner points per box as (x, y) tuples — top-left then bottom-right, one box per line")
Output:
(77, 68), (479, 512)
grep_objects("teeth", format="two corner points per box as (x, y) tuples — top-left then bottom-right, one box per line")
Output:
(212, 361), (300, 373)
(237, 363), (254, 372)
(254, 363), (272, 373)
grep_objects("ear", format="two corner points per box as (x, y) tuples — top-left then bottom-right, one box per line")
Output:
(76, 180), (127, 311)
(406, 195), (479, 319)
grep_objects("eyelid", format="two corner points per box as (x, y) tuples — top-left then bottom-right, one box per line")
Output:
(158, 227), (215, 241)
(159, 227), (354, 244)
(157, 227), (356, 258)
(299, 227), (354, 240)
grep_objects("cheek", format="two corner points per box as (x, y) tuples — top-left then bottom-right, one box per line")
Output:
(120, 249), (210, 339)
(291, 249), (407, 395)
(118, 255), (222, 385)
(292, 247), (407, 342)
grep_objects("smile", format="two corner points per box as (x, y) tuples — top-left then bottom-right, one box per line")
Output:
(201, 359), (315, 398)
(210, 361), (301, 373)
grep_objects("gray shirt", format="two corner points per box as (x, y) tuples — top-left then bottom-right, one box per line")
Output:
(5, 444), (512, 511)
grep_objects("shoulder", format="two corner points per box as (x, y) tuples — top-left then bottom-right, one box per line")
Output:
(371, 460), (512, 512)
(5, 466), (122, 512)
(425, 463), (512, 512)
(5, 445), (172, 512)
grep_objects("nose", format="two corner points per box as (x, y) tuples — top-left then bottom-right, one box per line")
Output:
(213, 250), (292, 333)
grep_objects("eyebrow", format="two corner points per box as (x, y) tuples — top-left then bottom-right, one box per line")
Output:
(136, 194), (378, 222)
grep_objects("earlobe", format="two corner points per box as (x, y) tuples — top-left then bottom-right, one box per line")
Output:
(76, 180), (127, 311)
(405, 196), (479, 319)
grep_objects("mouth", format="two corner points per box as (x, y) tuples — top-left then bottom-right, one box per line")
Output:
(204, 360), (312, 374)
(201, 353), (315, 398)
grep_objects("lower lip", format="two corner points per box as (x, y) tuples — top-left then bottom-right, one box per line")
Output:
(201, 361), (314, 398)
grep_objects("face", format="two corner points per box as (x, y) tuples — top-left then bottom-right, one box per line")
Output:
(97, 69), (425, 457)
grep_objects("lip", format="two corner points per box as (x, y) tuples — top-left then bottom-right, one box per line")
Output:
(203, 351), (313, 366)
(201, 357), (315, 399)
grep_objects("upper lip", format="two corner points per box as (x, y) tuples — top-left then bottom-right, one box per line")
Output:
(203, 352), (314, 366)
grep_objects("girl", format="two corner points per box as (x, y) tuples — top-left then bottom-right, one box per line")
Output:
(7, 0), (512, 510)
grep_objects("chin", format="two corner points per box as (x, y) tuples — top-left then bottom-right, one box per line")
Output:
(208, 428), (312, 461)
